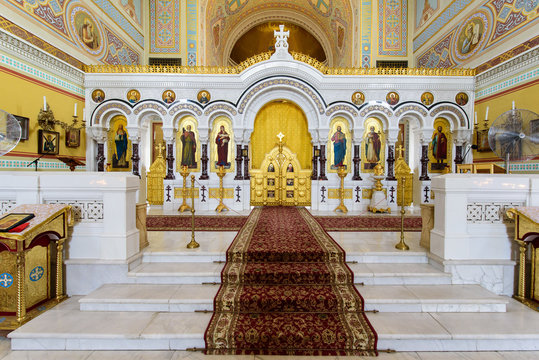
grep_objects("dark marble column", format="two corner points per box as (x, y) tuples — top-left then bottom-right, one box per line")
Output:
(96, 143), (105, 172)
(131, 143), (140, 177)
(311, 146), (318, 180)
(419, 144), (430, 181)
(243, 145), (250, 180)
(165, 143), (175, 180)
(234, 144), (243, 180)
(318, 145), (327, 180)
(200, 143), (209, 180)
(454, 145), (463, 173)
(386, 144), (396, 181)
(352, 144), (362, 180)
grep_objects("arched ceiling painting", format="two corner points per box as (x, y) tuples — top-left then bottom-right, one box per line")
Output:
(204, 0), (354, 67)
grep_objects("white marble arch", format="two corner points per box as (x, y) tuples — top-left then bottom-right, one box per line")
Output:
(239, 81), (323, 143)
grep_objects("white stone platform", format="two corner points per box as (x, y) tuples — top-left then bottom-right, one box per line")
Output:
(7, 229), (539, 353)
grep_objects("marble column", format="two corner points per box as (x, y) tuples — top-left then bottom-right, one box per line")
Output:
(386, 144), (396, 180)
(419, 144), (430, 181)
(318, 144), (328, 180)
(352, 144), (362, 180)
(200, 143), (209, 180)
(311, 146), (318, 180)
(454, 144), (463, 173)
(235, 144), (243, 180)
(165, 143), (175, 180)
(131, 143), (140, 177)
(96, 143), (105, 172)
(243, 145), (250, 180)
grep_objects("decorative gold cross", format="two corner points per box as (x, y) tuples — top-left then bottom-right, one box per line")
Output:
(396, 144), (404, 159)
(277, 132), (285, 142)
(155, 142), (165, 158)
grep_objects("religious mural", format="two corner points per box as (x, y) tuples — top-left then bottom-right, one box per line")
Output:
(198, 90), (211, 104)
(127, 89), (140, 103)
(210, 117), (234, 173)
(206, 0), (353, 67)
(362, 118), (385, 172)
(421, 92), (434, 106)
(3, 0), (140, 65)
(416, 0), (539, 68)
(351, 91), (365, 106)
(429, 118), (452, 173)
(176, 117), (199, 171)
(416, 0), (438, 29)
(162, 90), (176, 104)
(108, 116), (131, 171)
(92, 89), (105, 103)
(119, 0), (142, 26)
(328, 118), (351, 172)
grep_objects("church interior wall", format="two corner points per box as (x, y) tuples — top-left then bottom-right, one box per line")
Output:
(414, 0), (539, 69)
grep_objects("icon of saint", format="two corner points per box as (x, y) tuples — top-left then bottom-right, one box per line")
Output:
(365, 126), (381, 166)
(431, 126), (447, 164)
(331, 125), (347, 167)
(180, 125), (197, 168)
(215, 125), (230, 167)
(114, 124), (128, 167)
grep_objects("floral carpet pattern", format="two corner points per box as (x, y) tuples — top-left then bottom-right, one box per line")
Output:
(204, 207), (378, 356)
(147, 213), (421, 232)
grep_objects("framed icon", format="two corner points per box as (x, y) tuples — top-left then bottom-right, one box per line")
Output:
(14, 115), (29, 140)
(351, 91), (365, 105)
(162, 90), (176, 104)
(477, 129), (490, 152)
(455, 92), (468, 106)
(197, 90), (210, 104)
(286, 178), (294, 186)
(66, 128), (81, 148)
(386, 91), (399, 106)
(92, 89), (105, 103)
(127, 89), (140, 103)
(421, 92), (434, 106)
(0, 213), (35, 232)
(38, 129), (59, 155)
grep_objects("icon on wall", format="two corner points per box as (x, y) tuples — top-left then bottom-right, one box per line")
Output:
(162, 90), (176, 104)
(351, 91), (365, 105)
(455, 92), (468, 106)
(197, 90), (210, 104)
(92, 89), (105, 103)
(66, 128), (81, 148)
(386, 91), (399, 106)
(38, 129), (59, 155)
(127, 89), (140, 104)
(421, 92), (434, 106)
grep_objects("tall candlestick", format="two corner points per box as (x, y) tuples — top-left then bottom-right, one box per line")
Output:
(74, 103), (77, 116)
(474, 112), (477, 125)
(43, 96), (47, 110)
(485, 106), (489, 120)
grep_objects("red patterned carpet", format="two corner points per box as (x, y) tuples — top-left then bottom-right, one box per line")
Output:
(204, 207), (378, 356)
(147, 213), (421, 232)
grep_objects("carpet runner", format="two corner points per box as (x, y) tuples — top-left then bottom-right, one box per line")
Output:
(204, 207), (378, 356)
(147, 213), (421, 232)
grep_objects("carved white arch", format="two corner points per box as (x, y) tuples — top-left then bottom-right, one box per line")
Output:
(240, 83), (323, 141)
(222, 9), (334, 67)
(91, 101), (132, 128)
(429, 104), (470, 130)
(172, 110), (202, 130)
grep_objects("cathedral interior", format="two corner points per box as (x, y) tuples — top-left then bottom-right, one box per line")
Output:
(0, 0), (539, 359)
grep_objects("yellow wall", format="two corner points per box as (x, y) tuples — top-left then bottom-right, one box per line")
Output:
(473, 81), (539, 161)
(0, 68), (86, 164)
(251, 101), (312, 170)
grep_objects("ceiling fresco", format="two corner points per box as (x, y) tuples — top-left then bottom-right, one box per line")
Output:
(205, 0), (354, 67)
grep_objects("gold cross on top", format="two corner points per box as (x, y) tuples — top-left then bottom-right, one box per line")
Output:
(277, 132), (285, 142)
(396, 145), (404, 159)
(155, 142), (165, 158)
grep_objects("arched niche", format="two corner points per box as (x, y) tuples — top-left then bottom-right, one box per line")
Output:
(107, 115), (131, 172)
(209, 116), (235, 174)
(176, 116), (200, 172)
(250, 100), (312, 170)
(327, 116), (352, 174)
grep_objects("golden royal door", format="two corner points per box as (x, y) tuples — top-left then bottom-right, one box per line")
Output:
(250, 141), (311, 206)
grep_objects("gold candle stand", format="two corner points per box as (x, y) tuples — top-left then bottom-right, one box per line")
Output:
(186, 175), (200, 249)
(334, 165), (348, 213)
(215, 165), (229, 213)
(395, 176), (410, 251)
(178, 165), (191, 212)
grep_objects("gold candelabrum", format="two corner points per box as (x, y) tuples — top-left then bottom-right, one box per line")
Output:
(395, 176), (410, 251)
(334, 165), (348, 213)
(186, 175), (200, 249)
(178, 165), (191, 212)
(38, 104), (85, 131)
(215, 165), (229, 213)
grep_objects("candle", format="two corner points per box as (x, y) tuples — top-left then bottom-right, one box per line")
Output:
(512, 101), (515, 110)
(74, 103), (77, 116)
(485, 106), (489, 120)
(474, 112), (477, 125)
(43, 96), (47, 110)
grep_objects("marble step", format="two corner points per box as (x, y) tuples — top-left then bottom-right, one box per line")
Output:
(10, 298), (539, 351)
(79, 284), (506, 313)
(127, 262), (451, 285)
